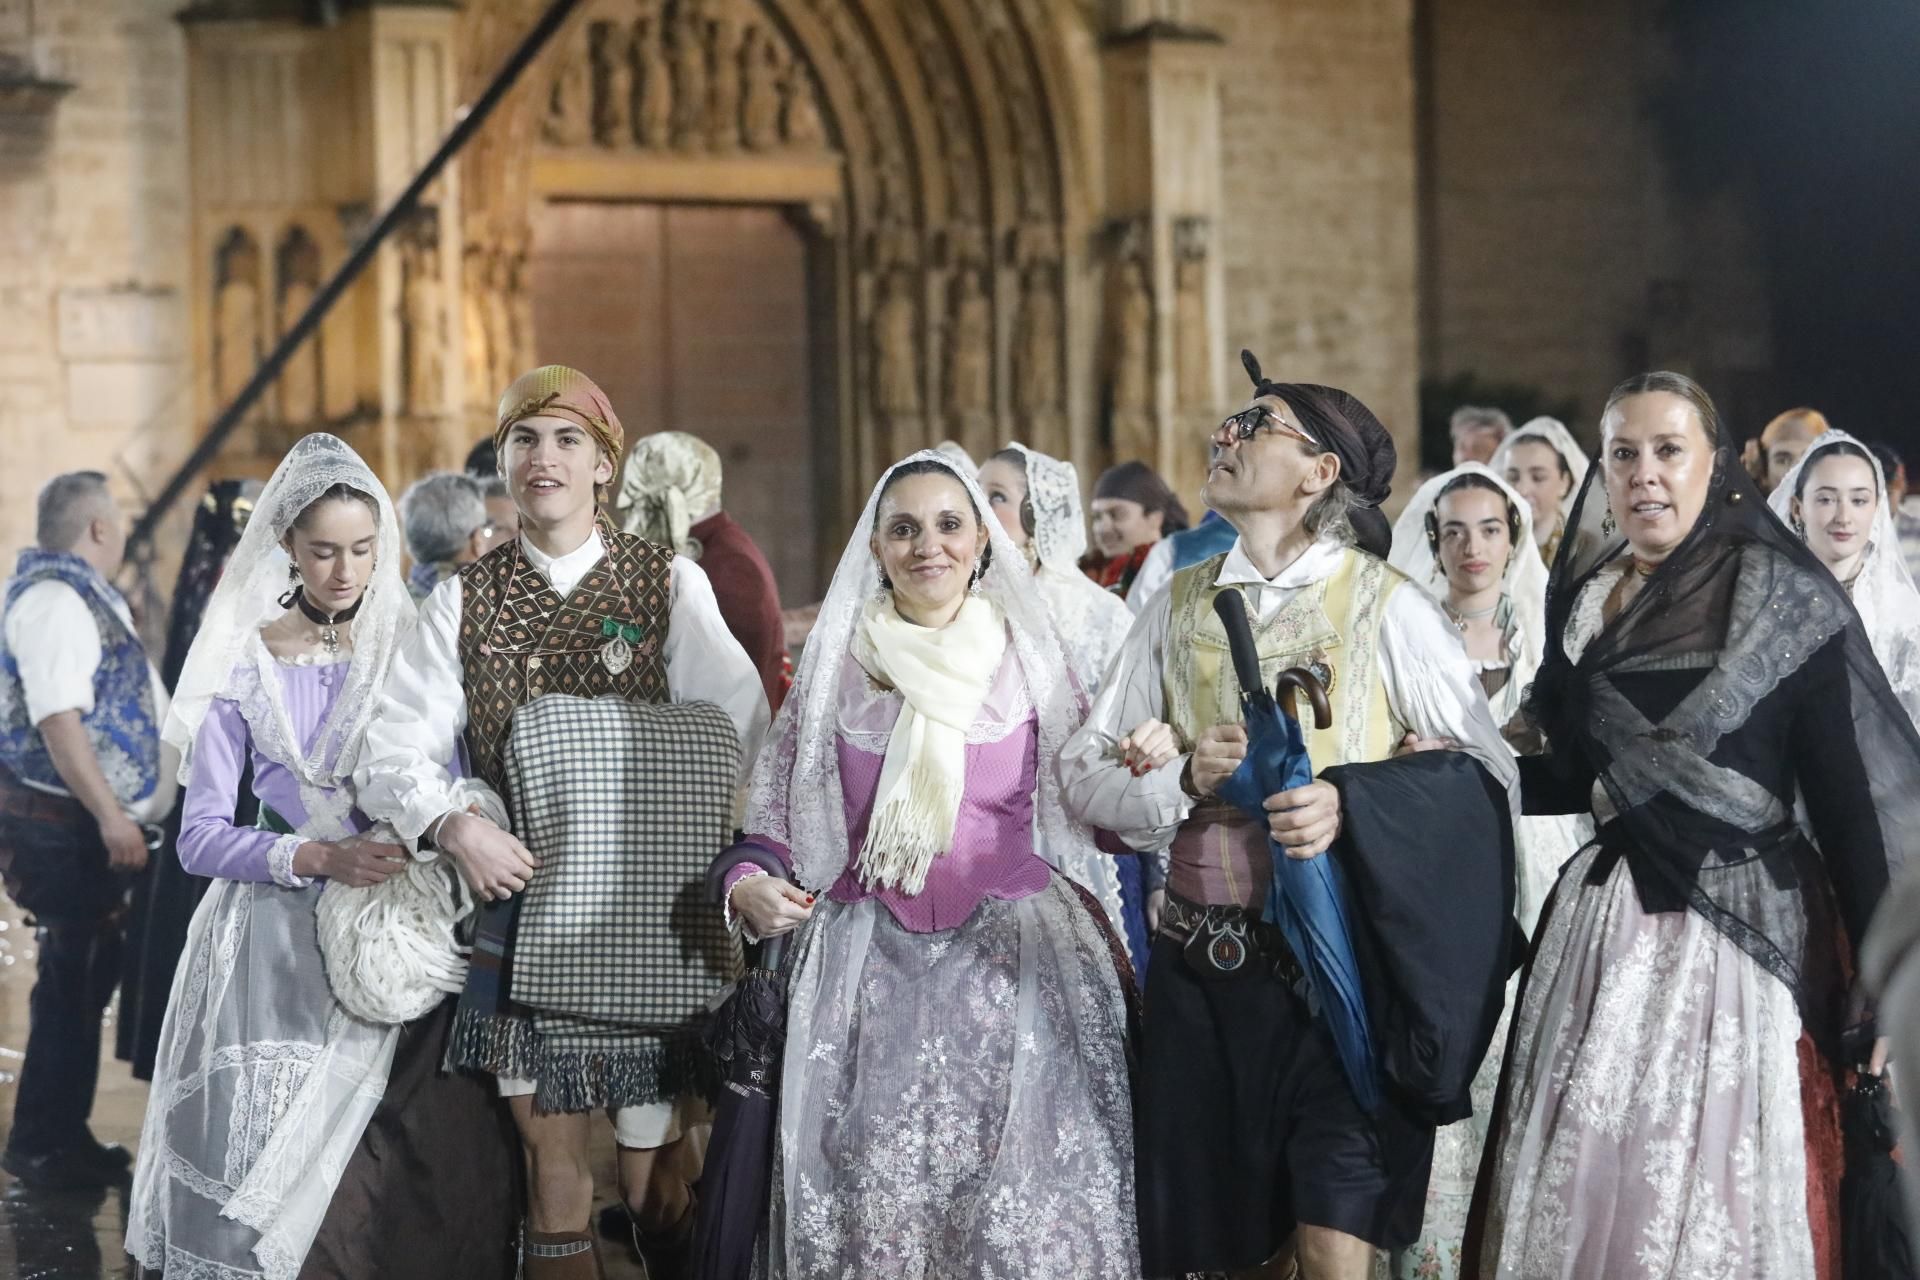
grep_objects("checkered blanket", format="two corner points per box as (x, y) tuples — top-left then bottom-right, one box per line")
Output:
(447, 694), (742, 1111)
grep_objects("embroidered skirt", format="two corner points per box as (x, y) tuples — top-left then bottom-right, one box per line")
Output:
(1475, 846), (1818, 1279)
(769, 874), (1141, 1278)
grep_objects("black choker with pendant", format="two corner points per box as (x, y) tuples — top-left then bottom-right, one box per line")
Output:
(292, 590), (362, 659)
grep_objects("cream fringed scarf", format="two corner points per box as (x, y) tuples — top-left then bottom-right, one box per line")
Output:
(851, 594), (1008, 894)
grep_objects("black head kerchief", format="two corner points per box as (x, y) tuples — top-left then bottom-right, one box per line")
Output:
(1239, 350), (1396, 558)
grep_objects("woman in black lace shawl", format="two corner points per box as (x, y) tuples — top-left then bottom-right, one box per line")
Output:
(1471, 373), (1920, 1277)
(115, 480), (258, 1079)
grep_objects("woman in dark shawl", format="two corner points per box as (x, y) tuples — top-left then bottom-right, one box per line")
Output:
(117, 479), (258, 1079)
(1472, 372), (1920, 1277)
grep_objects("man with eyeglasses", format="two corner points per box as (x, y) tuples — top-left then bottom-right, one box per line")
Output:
(399, 471), (517, 601)
(1060, 351), (1517, 1278)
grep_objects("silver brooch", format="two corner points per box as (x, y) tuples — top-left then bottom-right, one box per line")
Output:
(600, 635), (633, 674)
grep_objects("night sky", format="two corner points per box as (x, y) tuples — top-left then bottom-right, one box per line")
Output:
(1662, 0), (1920, 457)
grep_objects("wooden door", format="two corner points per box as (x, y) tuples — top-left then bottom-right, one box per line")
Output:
(530, 201), (822, 601)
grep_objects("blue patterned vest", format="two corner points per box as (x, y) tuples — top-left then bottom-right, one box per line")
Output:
(0, 550), (160, 805)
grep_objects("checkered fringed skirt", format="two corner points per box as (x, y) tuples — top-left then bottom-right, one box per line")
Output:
(447, 694), (741, 1114)
(768, 874), (1143, 1278)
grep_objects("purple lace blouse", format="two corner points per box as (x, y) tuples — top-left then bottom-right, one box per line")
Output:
(733, 648), (1052, 933)
(178, 658), (371, 883)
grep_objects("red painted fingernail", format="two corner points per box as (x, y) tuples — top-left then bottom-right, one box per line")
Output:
(806, 895), (815, 904)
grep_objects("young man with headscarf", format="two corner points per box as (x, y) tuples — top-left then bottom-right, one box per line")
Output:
(355, 367), (769, 1280)
(616, 430), (789, 713)
(1060, 353), (1518, 1279)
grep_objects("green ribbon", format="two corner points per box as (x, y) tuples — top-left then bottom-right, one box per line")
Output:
(255, 803), (295, 836)
(600, 617), (644, 644)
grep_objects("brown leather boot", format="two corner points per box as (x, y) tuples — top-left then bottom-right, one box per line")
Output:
(524, 1227), (605, 1280)
(631, 1191), (696, 1280)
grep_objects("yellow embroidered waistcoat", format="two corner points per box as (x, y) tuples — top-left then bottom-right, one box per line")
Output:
(1163, 546), (1411, 773)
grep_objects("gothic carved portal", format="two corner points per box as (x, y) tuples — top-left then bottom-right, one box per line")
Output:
(458, 0), (1086, 521)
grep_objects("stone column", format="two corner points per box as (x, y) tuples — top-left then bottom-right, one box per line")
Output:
(1100, 17), (1224, 508)
(363, 4), (462, 479)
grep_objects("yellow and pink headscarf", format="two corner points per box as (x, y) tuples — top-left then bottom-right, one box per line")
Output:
(493, 365), (624, 464)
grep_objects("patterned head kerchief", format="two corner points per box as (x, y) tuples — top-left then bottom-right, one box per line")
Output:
(1239, 349), (1397, 558)
(616, 431), (723, 555)
(493, 365), (624, 465)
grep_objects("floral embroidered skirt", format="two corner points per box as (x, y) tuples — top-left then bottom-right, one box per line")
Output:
(1475, 846), (1815, 1279)
(770, 874), (1141, 1278)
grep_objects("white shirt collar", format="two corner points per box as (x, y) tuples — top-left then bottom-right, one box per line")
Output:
(1214, 534), (1347, 592)
(519, 527), (605, 583)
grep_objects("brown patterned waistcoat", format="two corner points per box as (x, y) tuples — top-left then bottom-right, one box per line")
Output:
(457, 526), (673, 798)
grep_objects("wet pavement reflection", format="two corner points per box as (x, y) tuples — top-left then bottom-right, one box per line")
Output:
(0, 897), (651, 1279)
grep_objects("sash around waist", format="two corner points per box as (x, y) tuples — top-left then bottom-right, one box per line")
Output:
(1170, 802), (1270, 913)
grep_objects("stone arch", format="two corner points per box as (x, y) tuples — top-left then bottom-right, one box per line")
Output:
(461, 0), (1090, 524)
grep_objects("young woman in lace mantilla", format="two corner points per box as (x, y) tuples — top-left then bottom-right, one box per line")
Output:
(978, 442), (1155, 970)
(1386, 463), (1591, 1279)
(1768, 429), (1920, 729)
(127, 434), (518, 1280)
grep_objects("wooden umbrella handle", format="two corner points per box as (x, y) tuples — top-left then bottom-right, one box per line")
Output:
(1274, 667), (1333, 730)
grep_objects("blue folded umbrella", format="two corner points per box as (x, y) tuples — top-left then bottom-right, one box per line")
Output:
(1210, 589), (1382, 1113)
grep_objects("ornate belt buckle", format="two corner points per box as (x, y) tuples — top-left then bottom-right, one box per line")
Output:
(1184, 911), (1253, 981)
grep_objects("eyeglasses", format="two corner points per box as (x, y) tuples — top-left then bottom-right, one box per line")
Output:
(1212, 407), (1318, 447)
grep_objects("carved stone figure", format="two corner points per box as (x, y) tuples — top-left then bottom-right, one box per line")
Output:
(485, 247), (517, 397)
(780, 58), (824, 149)
(706, 5), (744, 151)
(1111, 256), (1154, 461)
(275, 229), (323, 429)
(740, 26), (782, 151)
(872, 266), (920, 420)
(277, 278), (320, 427)
(945, 269), (992, 447)
(506, 236), (536, 388)
(669, 1), (709, 150)
(462, 245), (492, 407)
(1174, 251), (1208, 410)
(593, 21), (635, 148)
(213, 235), (261, 410)
(544, 33), (592, 147)
(636, 16), (673, 148)
(403, 239), (445, 416)
(1011, 258), (1061, 419)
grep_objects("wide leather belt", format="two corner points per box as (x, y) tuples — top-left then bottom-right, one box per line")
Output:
(0, 776), (89, 827)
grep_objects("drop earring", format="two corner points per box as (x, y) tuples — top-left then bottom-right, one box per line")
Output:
(1600, 507), (1616, 538)
(277, 563), (301, 609)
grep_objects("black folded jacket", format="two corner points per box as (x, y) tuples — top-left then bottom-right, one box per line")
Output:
(1322, 750), (1518, 1125)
